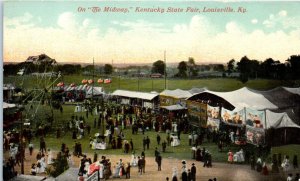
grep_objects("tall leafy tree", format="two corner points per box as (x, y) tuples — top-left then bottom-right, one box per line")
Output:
(177, 61), (188, 78)
(151, 60), (165, 75)
(187, 57), (198, 77)
(104, 64), (113, 74)
(227, 59), (235, 74)
(237, 56), (251, 83)
(286, 55), (300, 79)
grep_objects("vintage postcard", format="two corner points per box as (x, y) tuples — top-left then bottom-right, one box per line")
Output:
(2, 1), (300, 181)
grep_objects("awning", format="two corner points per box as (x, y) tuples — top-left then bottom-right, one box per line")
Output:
(3, 102), (16, 109)
(112, 90), (158, 101)
(161, 104), (187, 111)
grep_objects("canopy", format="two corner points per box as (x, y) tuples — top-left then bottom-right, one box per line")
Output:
(266, 110), (300, 129)
(160, 89), (193, 99)
(283, 87), (300, 96)
(3, 102), (16, 109)
(112, 90), (158, 101)
(188, 87), (278, 111)
(251, 87), (300, 109)
(161, 104), (187, 111)
(86, 87), (104, 95)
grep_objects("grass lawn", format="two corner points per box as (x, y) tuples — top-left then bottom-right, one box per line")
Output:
(271, 144), (300, 162)
(4, 75), (298, 93)
(26, 104), (244, 163)
(5, 75), (299, 163)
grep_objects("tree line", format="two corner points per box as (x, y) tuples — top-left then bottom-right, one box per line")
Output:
(151, 55), (300, 82)
(3, 62), (114, 76)
(4, 54), (300, 82)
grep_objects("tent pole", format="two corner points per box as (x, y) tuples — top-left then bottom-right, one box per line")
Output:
(244, 107), (246, 124)
(264, 109), (267, 128)
(284, 128), (287, 144)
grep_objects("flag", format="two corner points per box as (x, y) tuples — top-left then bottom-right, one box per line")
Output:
(97, 79), (103, 84)
(104, 79), (111, 84)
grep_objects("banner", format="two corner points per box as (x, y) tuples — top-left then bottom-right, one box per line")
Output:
(246, 125), (265, 145)
(187, 100), (207, 118)
(207, 105), (220, 129)
(160, 95), (174, 106)
(245, 108), (265, 128)
(187, 100), (207, 127)
(143, 101), (153, 109)
(221, 108), (245, 125)
(121, 98), (130, 105)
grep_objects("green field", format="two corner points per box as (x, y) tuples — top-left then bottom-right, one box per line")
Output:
(4, 75), (298, 93)
(26, 104), (244, 163)
(4, 75), (300, 163)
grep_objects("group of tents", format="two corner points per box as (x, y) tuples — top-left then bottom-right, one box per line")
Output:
(111, 86), (300, 146)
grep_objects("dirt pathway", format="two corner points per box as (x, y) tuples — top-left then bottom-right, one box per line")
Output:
(4, 149), (291, 181)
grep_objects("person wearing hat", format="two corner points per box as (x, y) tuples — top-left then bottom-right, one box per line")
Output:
(191, 163), (196, 181)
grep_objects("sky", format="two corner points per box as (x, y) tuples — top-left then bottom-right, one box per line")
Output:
(3, 1), (300, 64)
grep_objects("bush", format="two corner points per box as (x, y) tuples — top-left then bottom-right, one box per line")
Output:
(48, 152), (69, 177)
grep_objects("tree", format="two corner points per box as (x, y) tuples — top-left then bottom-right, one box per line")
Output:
(47, 152), (69, 177)
(59, 64), (81, 75)
(176, 61), (188, 78)
(227, 59), (235, 74)
(286, 55), (300, 79)
(237, 56), (251, 83)
(104, 64), (113, 74)
(187, 57), (198, 77)
(152, 60), (165, 75)
(213, 64), (225, 72)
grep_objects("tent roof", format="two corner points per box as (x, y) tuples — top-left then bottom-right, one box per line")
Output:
(86, 87), (104, 95)
(161, 104), (187, 111)
(188, 87), (278, 111)
(188, 87), (207, 95)
(250, 87), (300, 124)
(250, 87), (300, 109)
(3, 102), (16, 109)
(266, 110), (300, 129)
(112, 90), (158, 101)
(160, 89), (193, 99)
(283, 87), (300, 96)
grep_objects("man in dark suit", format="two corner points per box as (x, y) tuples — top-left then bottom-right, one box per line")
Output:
(191, 163), (196, 181)
(156, 154), (162, 171)
(138, 156), (142, 174)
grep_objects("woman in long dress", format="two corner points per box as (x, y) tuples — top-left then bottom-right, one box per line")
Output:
(47, 149), (53, 165)
(228, 150), (234, 163)
(36, 157), (46, 173)
(130, 154), (138, 167)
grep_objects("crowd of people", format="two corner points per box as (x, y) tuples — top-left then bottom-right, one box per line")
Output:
(3, 102), (300, 181)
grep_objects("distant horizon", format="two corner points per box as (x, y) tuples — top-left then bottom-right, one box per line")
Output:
(4, 1), (300, 64)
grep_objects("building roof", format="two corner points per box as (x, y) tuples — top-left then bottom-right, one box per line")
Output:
(112, 90), (159, 101)
(160, 89), (193, 99)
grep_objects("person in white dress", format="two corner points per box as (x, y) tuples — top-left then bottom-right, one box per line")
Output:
(47, 149), (53, 165)
(130, 153), (138, 167)
(37, 156), (46, 174)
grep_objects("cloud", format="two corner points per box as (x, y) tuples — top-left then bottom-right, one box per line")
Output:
(4, 13), (300, 64)
(262, 10), (300, 29)
(57, 12), (77, 31)
(251, 19), (258, 24)
(279, 10), (287, 17)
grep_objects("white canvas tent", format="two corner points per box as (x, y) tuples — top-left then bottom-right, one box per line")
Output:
(266, 110), (300, 129)
(283, 87), (300, 96)
(161, 104), (186, 111)
(160, 89), (193, 99)
(201, 87), (278, 110)
(112, 90), (158, 101)
(86, 87), (104, 98)
(3, 102), (16, 109)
